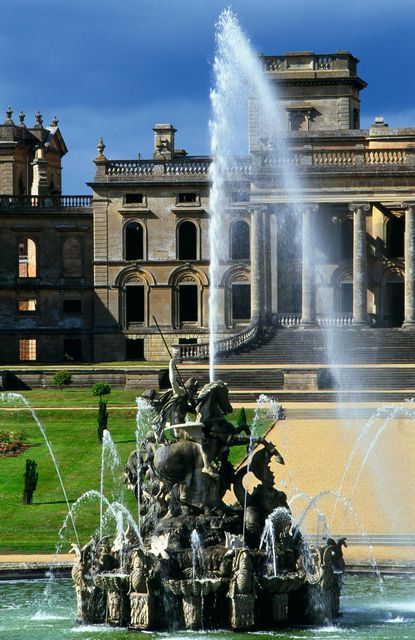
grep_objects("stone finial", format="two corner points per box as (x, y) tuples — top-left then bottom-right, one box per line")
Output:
(373, 115), (388, 128)
(50, 116), (59, 127)
(5, 106), (13, 124)
(96, 137), (106, 159)
(34, 111), (43, 128)
(18, 110), (26, 126)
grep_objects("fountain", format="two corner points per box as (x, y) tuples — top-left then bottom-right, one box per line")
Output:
(71, 372), (346, 630)
(2, 10), (414, 640)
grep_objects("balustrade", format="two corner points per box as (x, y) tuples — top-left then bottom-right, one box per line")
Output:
(364, 150), (406, 164)
(275, 313), (302, 327)
(317, 314), (353, 327)
(312, 151), (355, 165)
(172, 320), (260, 361)
(100, 147), (412, 180)
(106, 160), (154, 175)
(0, 195), (92, 209)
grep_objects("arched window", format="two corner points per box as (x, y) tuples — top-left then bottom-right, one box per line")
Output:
(387, 215), (404, 258)
(177, 221), (197, 260)
(125, 221), (144, 260)
(18, 237), (37, 278)
(230, 220), (250, 260)
(63, 238), (82, 276)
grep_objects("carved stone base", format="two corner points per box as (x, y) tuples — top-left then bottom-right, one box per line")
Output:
(107, 590), (130, 626)
(182, 595), (203, 629)
(130, 593), (154, 629)
(230, 594), (255, 630)
(271, 593), (288, 623)
(75, 586), (106, 624)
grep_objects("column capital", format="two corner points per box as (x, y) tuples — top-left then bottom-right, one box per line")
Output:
(349, 203), (371, 213)
(401, 202), (415, 210)
(248, 205), (268, 216)
(297, 204), (319, 215)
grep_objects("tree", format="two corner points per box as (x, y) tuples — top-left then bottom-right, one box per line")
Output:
(237, 407), (247, 427)
(52, 371), (72, 391)
(91, 382), (112, 400)
(23, 459), (38, 504)
(92, 382), (111, 442)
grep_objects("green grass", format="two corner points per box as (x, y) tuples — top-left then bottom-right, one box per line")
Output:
(0, 388), (143, 407)
(0, 407), (138, 553)
(0, 396), (271, 554)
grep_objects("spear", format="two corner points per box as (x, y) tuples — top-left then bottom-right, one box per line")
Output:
(152, 316), (186, 390)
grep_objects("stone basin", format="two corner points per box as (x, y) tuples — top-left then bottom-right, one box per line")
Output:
(94, 572), (130, 593)
(165, 577), (222, 597)
(259, 571), (305, 594)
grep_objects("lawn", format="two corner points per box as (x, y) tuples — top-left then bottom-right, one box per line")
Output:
(0, 387), (144, 408)
(0, 391), (269, 554)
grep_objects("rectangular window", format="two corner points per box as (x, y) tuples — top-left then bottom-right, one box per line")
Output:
(19, 338), (36, 361)
(63, 299), (82, 313)
(126, 285), (145, 323)
(64, 339), (83, 361)
(18, 299), (37, 312)
(125, 193), (144, 205)
(177, 192), (197, 204)
(18, 238), (37, 277)
(179, 284), (198, 322)
(232, 284), (251, 320)
(126, 338), (145, 360)
(340, 283), (353, 313)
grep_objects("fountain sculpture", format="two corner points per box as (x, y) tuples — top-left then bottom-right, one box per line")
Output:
(72, 359), (346, 630)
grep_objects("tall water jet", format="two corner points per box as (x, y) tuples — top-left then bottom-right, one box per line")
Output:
(135, 396), (155, 541)
(100, 429), (124, 539)
(208, 9), (301, 380)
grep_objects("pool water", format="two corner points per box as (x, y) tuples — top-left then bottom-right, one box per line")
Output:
(1, 574), (415, 640)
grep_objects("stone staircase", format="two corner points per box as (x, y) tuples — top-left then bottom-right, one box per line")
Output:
(216, 327), (415, 365)
(179, 327), (415, 402)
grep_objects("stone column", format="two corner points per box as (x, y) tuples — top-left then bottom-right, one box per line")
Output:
(301, 205), (319, 326)
(402, 202), (415, 327)
(250, 206), (265, 323)
(262, 209), (272, 322)
(349, 203), (370, 325)
(270, 210), (279, 315)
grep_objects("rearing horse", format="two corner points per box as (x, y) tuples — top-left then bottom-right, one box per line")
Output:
(126, 381), (284, 515)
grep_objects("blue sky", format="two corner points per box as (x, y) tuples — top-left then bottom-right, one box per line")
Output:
(2, 0), (415, 193)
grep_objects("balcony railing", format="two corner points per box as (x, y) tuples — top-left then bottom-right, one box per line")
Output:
(172, 318), (260, 361)
(262, 148), (411, 168)
(275, 313), (373, 327)
(98, 146), (415, 180)
(261, 52), (358, 75)
(100, 157), (255, 178)
(0, 195), (92, 209)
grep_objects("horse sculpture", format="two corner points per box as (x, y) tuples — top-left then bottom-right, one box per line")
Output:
(126, 380), (285, 517)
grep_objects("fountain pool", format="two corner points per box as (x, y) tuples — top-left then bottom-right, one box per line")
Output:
(1, 575), (415, 640)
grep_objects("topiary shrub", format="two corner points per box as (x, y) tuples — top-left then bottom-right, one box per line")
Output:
(237, 407), (247, 427)
(91, 382), (112, 399)
(52, 371), (72, 391)
(92, 382), (111, 442)
(97, 399), (108, 443)
(23, 459), (38, 504)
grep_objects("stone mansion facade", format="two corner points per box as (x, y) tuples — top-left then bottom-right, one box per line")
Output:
(2, 51), (415, 363)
